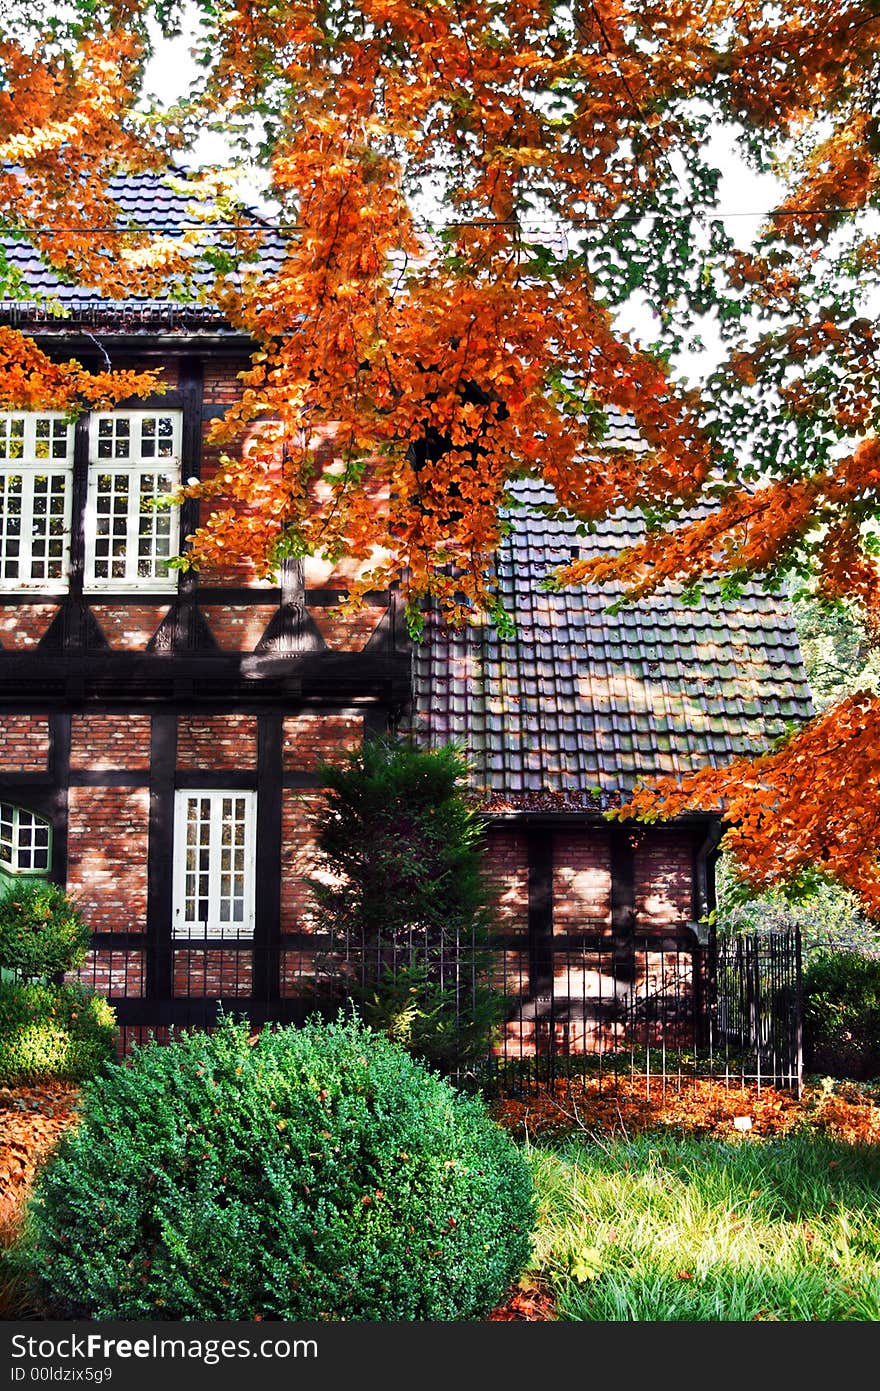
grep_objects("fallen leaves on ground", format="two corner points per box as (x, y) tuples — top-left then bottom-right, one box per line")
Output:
(487, 1074), (880, 1147)
(0, 1084), (80, 1232)
(488, 1276), (558, 1321)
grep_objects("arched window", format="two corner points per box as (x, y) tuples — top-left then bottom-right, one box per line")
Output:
(0, 803), (51, 876)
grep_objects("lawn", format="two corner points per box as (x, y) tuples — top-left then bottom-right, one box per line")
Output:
(526, 1129), (880, 1321)
(2, 1074), (880, 1322)
(496, 1075), (880, 1322)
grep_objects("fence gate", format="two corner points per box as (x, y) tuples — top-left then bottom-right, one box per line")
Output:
(710, 927), (803, 1094)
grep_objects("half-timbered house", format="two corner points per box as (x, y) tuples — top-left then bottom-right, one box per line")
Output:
(0, 172), (814, 1059)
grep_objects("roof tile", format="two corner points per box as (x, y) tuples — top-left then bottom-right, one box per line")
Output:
(413, 481), (814, 807)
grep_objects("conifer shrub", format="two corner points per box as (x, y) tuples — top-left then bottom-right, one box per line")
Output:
(0, 980), (116, 1084)
(23, 1015), (536, 1320)
(309, 737), (505, 1068)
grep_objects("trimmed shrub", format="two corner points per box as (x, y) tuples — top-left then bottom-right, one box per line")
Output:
(0, 880), (90, 979)
(804, 950), (880, 1079)
(23, 1014), (536, 1321)
(0, 980), (117, 1084)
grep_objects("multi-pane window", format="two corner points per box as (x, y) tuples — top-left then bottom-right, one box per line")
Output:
(172, 791), (256, 939)
(85, 411), (181, 590)
(0, 803), (51, 876)
(0, 413), (73, 590)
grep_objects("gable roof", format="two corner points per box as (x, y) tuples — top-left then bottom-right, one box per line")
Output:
(0, 168), (285, 336)
(413, 462), (814, 812)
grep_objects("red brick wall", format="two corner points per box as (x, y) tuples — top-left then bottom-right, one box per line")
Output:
(552, 829), (612, 932)
(177, 714), (258, 770)
(173, 949), (253, 998)
(0, 604), (58, 649)
(90, 605), (167, 650)
(307, 606), (386, 651)
(634, 830), (694, 928)
(203, 361), (245, 406)
(280, 789), (323, 932)
(487, 949), (529, 1001)
(201, 604), (277, 651)
(280, 947), (321, 999)
(66, 787), (149, 933)
(76, 949), (145, 998)
(303, 554), (364, 585)
(282, 713), (363, 772)
(70, 715), (151, 770)
(0, 715), (50, 772)
(483, 827), (529, 935)
(195, 434), (272, 587)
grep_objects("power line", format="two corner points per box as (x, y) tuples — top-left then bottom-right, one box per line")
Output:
(0, 208), (867, 235)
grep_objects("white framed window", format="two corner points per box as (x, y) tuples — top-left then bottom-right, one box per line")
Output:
(172, 791), (257, 939)
(0, 413), (73, 590)
(84, 410), (181, 590)
(0, 803), (52, 876)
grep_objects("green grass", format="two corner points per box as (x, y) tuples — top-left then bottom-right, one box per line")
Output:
(526, 1130), (880, 1320)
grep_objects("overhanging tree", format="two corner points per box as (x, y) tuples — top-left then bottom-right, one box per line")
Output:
(2, 1), (880, 905)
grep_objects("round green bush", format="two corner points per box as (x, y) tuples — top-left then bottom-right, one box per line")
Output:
(0, 880), (90, 978)
(0, 980), (117, 1084)
(24, 1015), (536, 1320)
(804, 950), (880, 1079)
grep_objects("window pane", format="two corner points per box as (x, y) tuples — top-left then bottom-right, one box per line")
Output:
(136, 472), (174, 578)
(92, 473), (130, 580)
(28, 473), (69, 579)
(87, 413), (180, 589)
(0, 804), (14, 866)
(0, 418), (24, 461)
(173, 791), (254, 940)
(52, 420), (69, 459)
(0, 474), (22, 579)
(183, 796), (213, 927)
(0, 803), (52, 874)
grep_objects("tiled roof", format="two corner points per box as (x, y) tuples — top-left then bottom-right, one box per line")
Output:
(0, 169), (285, 330)
(413, 459), (814, 811)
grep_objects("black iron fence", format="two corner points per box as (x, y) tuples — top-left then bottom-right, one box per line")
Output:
(63, 922), (804, 1094)
(710, 928), (803, 1094)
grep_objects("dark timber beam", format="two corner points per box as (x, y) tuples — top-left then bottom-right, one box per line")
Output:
(609, 823), (637, 989)
(146, 713), (178, 1011)
(253, 713), (283, 1002)
(49, 713), (71, 897)
(610, 824), (636, 941)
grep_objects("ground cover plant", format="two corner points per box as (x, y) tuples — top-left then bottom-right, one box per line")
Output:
(16, 1015), (535, 1321)
(0, 981), (116, 1087)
